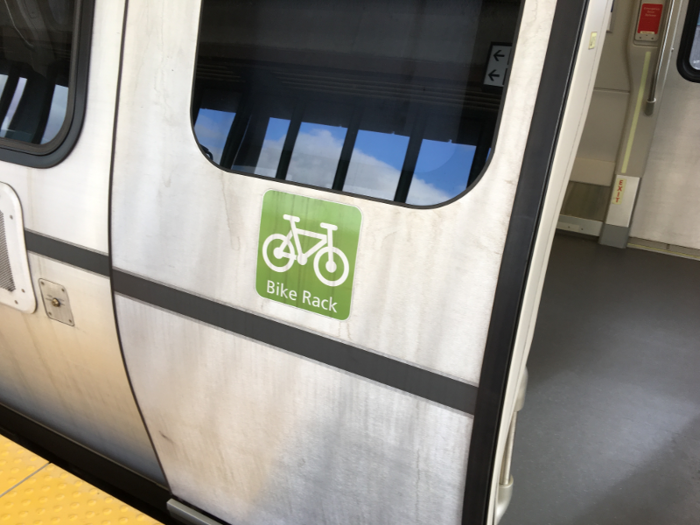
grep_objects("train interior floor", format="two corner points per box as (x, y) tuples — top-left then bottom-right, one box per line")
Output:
(0, 434), (162, 525)
(501, 233), (700, 525)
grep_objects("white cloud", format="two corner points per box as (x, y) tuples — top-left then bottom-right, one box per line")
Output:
(405, 177), (453, 206)
(262, 127), (451, 205)
(286, 128), (342, 188)
(41, 85), (68, 144)
(193, 110), (235, 163)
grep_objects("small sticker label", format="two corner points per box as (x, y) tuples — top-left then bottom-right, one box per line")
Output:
(612, 177), (626, 205)
(483, 44), (512, 88)
(256, 191), (361, 320)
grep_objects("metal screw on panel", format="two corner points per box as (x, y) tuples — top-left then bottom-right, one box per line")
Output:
(51, 298), (61, 307)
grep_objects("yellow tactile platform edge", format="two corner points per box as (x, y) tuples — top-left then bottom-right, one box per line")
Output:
(0, 435), (162, 525)
(0, 435), (48, 496)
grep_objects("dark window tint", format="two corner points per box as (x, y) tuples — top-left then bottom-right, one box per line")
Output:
(678, 1), (700, 82)
(691, 12), (700, 70)
(0, 0), (77, 147)
(192, 0), (522, 205)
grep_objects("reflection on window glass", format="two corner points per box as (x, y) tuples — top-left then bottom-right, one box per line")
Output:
(194, 109), (236, 164)
(406, 140), (477, 206)
(250, 118), (291, 177)
(344, 130), (409, 200)
(691, 13), (700, 70)
(193, 88), (239, 163)
(41, 85), (68, 144)
(0, 1), (76, 146)
(0, 78), (27, 138)
(287, 123), (348, 188)
(193, 0), (523, 204)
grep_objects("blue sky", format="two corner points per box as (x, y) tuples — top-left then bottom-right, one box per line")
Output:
(0, 75), (68, 143)
(193, 108), (477, 205)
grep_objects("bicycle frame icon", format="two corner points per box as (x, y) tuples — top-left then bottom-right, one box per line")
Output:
(262, 214), (350, 287)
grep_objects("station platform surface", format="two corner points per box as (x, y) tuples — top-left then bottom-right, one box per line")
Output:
(0, 434), (161, 525)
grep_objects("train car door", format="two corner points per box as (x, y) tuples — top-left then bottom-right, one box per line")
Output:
(0, 0), (164, 489)
(110, 0), (613, 524)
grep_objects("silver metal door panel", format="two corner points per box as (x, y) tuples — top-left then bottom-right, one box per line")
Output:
(112, 0), (558, 385)
(0, 0), (164, 485)
(0, 254), (164, 483)
(116, 295), (472, 525)
(0, 0), (125, 253)
(630, 1), (700, 249)
(111, 0), (613, 522)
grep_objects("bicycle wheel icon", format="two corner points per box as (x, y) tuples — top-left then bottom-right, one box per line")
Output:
(262, 234), (295, 272)
(313, 246), (350, 287)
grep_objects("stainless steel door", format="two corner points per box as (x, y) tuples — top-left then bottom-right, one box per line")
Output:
(110, 0), (614, 523)
(0, 0), (163, 484)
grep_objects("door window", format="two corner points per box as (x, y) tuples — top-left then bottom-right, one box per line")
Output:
(0, 0), (91, 162)
(677, 0), (700, 81)
(191, 0), (523, 206)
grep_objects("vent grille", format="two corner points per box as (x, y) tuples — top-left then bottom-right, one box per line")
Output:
(0, 212), (16, 292)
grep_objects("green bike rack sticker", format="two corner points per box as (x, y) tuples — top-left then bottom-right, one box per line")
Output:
(256, 190), (362, 320)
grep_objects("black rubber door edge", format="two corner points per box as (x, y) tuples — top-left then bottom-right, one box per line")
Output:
(676, 0), (700, 82)
(461, 0), (589, 523)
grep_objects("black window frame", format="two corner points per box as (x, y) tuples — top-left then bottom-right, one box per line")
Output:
(0, 0), (95, 168)
(677, 0), (700, 82)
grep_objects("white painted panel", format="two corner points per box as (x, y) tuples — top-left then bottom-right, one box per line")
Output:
(0, 183), (36, 313)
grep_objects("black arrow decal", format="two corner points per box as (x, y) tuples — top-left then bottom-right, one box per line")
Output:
(488, 70), (500, 82)
(494, 49), (505, 61)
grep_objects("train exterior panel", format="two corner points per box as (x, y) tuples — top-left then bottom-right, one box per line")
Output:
(2, 0), (696, 524)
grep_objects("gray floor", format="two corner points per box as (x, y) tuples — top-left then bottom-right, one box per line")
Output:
(500, 234), (700, 525)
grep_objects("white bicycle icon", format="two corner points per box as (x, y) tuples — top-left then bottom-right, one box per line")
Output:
(262, 214), (350, 287)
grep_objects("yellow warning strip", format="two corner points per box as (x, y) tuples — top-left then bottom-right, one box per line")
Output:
(0, 435), (48, 496)
(0, 435), (162, 525)
(621, 51), (652, 174)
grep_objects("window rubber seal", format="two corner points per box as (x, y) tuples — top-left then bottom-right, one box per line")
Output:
(0, 0), (95, 168)
(676, 0), (700, 82)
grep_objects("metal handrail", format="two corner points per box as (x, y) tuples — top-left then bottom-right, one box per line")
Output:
(646, 0), (677, 115)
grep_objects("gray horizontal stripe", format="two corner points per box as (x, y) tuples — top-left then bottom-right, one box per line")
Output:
(113, 270), (478, 415)
(22, 230), (477, 414)
(25, 230), (110, 276)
